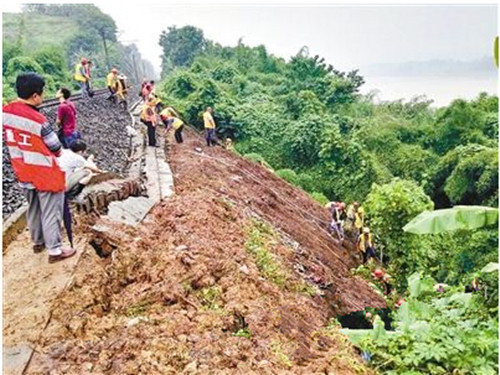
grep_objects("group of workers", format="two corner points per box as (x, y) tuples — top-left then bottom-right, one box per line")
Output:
(4, 72), (107, 263)
(74, 57), (130, 109)
(4, 53), (224, 264)
(139, 90), (218, 148)
(327, 201), (377, 264)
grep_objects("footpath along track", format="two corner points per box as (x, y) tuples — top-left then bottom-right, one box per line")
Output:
(2, 93), (175, 374)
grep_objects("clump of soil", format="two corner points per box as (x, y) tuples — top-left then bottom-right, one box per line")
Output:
(28, 128), (384, 374)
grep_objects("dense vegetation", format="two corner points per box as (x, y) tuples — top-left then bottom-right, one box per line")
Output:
(3, 8), (497, 372)
(155, 26), (498, 373)
(3, 5), (156, 102)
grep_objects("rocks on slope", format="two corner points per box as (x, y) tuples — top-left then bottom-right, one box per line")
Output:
(2, 96), (133, 217)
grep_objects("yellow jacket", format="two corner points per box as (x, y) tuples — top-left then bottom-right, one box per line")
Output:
(358, 233), (373, 253)
(355, 206), (364, 229)
(203, 111), (215, 129)
(106, 72), (118, 88)
(74, 63), (86, 82)
(141, 104), (156, 122)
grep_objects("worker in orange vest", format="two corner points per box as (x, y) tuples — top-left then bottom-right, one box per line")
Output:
(140, 96), (158, 147)
(3, 73), (76, 263)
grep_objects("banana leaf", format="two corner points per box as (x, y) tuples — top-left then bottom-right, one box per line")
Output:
(403, 206), (498, 234)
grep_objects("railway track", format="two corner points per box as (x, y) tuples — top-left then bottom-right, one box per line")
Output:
(38, 88), (110, 109)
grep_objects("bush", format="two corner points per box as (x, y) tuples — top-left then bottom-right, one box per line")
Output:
(276, 168), (299, 185)
(350, 273), (499, 375)
(296, 172), (314, 192)
(365, 178), (434, 289)
(5, 56), (44, 77)
(309, 192), (329, 206)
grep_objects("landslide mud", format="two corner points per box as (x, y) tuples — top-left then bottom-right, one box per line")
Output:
(27, 128), (384, 374)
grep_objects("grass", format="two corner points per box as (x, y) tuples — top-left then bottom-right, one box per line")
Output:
(3, 12), (79, 53)
(196, 285), (223, 311)
(233, 327), (252, 339)
(245, 219), (288, 287)
(125, 297), (157, 317)
(244, 218), (319, 297)
(270, 340), (293, 368)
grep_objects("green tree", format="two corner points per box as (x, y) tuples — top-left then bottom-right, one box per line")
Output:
(34, 45), (68, 82)
(364, 178), (434, 289)
(159, 26), (206, 76)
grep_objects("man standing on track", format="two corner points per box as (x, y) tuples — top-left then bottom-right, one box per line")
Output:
(3, 72), (76, 263)
(106, 68), (119, 103)
(74, 58), (90, 98)
(203, 106), (217, 147)
(56, 87), (79, 148)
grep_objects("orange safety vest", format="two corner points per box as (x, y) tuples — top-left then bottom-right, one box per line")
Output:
(140, 104), (156, 122)
(3, 101), (65, 192)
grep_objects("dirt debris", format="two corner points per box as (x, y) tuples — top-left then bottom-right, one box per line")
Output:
(26, 128), (384, 374)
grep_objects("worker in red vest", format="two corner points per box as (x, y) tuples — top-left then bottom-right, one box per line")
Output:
(3, 73), (76, 263)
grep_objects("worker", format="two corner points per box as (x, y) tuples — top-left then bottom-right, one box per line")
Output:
(57, 140), (104, 199)
(116, 74), (128, 110)
(55, 88), (80, 148)
(357, 227), (377, 264)
(153, 94), (163, 113)
(203, 106), (217, 147)
(140, 96), (158, 147)
(84, 60), (94, 97)
(225, 138), (234, 152)
(160, 109), (184, 143)
(3, 73), (76, 263)
(159, 107), (177, 131)
(74, 57), (90, 98)
(141, 80), (154, 101)
(352, 202), (364, 234)
(329, 202), (346, 242)
(106, 68), (119, 103)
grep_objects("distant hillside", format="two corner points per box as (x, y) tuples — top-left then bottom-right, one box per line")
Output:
(362, 57), (497, 77)
(3, 12), (79, 52)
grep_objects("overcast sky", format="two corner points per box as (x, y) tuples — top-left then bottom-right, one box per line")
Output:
(2, 3), (497, 79)
(91, 4), (498, 74)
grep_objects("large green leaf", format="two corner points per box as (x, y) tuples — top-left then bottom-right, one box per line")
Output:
(403, 206), (498, 234)
(481, 262), (499, 273)
(408, 272), (422, 298)
(495, 36), (499, 69)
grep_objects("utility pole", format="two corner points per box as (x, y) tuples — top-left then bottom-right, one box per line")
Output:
(131, 53), (140, 83)
(101, 33), (110, 71)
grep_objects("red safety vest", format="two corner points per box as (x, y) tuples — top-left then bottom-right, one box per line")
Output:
(3, 101), (65, 192)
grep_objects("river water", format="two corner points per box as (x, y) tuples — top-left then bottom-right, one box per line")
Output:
(360, 75), (498, 107)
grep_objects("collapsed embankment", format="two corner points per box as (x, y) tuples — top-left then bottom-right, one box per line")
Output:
(28, 127), (384, 374)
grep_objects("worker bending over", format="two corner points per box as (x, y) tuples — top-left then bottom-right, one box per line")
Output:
(106, 68), (119, 103)
(160, 108), (184, 144)
(57, 140), (104, 199)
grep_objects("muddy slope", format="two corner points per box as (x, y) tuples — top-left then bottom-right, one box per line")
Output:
(28, 128), (384, 374)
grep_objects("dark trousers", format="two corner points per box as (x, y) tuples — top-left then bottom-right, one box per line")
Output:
(205, 128), (216, 146)
(106, 87), (116, 103)
(144, 121), (156, 146)
(363, 247), (377, 263)
(174, 125), (184, 143)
